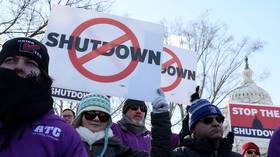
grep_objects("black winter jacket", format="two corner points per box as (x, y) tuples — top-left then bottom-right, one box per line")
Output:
(83, 112), (172, 157)
(172, 137), (242, 157)
(83, 137), (148, 157)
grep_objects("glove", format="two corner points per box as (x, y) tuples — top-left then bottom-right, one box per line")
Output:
(152, 88), (169, 113)
(225, 131), (234, 144)
(179, 112), (190, 146)
(179, 86), (200, 145)
(219, 132), (235, 155)
(190, 86), (200, 102)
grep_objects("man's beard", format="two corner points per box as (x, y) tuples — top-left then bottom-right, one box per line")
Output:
(0, 68), (53, 150)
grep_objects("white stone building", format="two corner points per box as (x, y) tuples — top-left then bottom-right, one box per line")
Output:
(222, 57), (273, 157)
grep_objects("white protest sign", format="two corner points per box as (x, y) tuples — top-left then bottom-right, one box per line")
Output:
(161, 45), (197, 105)
(43, 5), (164, 102)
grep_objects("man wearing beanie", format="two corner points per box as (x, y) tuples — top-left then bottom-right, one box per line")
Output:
(73, 91), (172, 157)
(241, 142), (260, 157)
(111, 99), (150, 152)
(0, 37), (87, 157)
(111, 97), (179, 152)
(172, 98), (242, 157)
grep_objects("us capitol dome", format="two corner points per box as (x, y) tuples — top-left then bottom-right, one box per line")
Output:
(224, 57), (273, 156)
(228, 57), (273, 105)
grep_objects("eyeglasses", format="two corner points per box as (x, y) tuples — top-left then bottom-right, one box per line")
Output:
(83, 111), (110, 122)
(246, 150), (260, 155)
(200, 116), (224, 125)
(63, 114), (73, 118)
(129, 104), (147, 113)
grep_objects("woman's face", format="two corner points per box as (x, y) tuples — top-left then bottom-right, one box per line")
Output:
(81, 111), (110, 133)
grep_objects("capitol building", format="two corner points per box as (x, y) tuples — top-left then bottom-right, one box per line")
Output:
(222, 57), (273, 156)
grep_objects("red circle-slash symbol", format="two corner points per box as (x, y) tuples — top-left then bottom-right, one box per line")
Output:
(161, 47), (183, 92)
(68, 18), (140, 82)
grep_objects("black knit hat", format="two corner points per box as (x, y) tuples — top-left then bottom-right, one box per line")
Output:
(0, 37), (49, 73)
(123, 99), (147, 117)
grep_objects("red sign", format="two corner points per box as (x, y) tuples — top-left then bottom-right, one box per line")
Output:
(229, 103), (280, 139)
(68, 18), (140, 82)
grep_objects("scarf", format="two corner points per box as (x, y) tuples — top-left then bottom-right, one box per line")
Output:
(0, 68), (53, 149)
(117, 114), (147, 134)
(76, 127), (113, 146)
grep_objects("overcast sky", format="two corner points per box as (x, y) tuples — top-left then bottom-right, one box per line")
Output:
(110, 0), (280, 106)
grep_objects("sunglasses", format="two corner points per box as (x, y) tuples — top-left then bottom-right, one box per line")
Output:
(246, 150), (260, 155)
(200, 116), (225, 125)
(83, 111), (110, 122)
(129, 104), (147, 113)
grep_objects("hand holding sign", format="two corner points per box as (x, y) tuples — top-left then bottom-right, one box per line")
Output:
(152, 89), (169, 113)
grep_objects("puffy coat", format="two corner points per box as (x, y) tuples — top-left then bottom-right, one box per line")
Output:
(111, 123), (151, 152)
(84, 112), (172, 157)
(172, 136), (242, 157)
(112, 118), (179, 152)
(83, 136), (148, 157)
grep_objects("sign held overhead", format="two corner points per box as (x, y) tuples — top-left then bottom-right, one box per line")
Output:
(44, 5), (164, 102)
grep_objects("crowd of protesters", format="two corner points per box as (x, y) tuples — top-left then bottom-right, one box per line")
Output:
(1, 37), (277, 157)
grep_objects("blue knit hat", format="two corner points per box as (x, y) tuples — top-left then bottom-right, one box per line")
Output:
(73, 93), (112, 127)
(188, 99), (224, 130)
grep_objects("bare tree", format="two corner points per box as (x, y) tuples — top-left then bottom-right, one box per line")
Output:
(0, 0), (114, 44)
(0, 0), (115, 115)
(163, 14), (263, 106)
(1, 2), (265, 133)
(161, 14), (264, 129)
